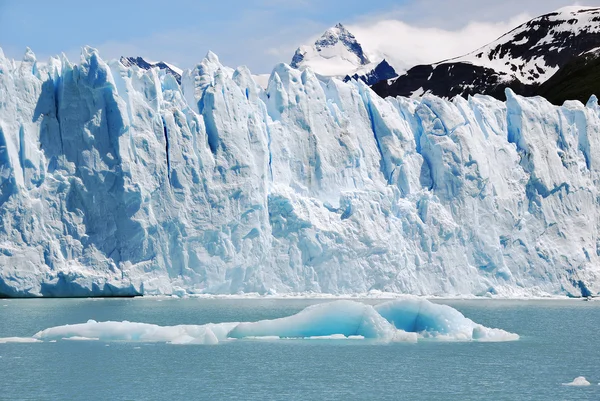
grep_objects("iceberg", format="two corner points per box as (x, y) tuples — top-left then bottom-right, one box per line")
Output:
(562, 376), (591, 386)
(375, 299), (519, 341)
(0, 337), (42, 344)
(62, 336), (100, 341)
(3, 299), (517, 344)
(33, 319), (237, 345)
(227, 300), (409, 341)
(0, 45), (600, 297)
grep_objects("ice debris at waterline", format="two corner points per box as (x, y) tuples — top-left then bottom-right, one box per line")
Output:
(0, 300), (519, 345)
(0, 337), (41, 344)
(562, 377), (592, 386)
(3, 46), (600, 298)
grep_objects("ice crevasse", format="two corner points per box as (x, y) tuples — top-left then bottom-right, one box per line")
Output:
(1, 46), (600, 297)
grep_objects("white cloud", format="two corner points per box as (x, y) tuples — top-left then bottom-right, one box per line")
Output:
(348, 14), (533, 73)
(375, 0), (590, 29)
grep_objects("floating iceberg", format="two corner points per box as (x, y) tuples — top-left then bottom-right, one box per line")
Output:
(62, 336), (100, 341)
(375, 299), (519, 341)
(0, 337), (42, 344)
(562, 376), (591, 386)
(33, 319), (237, 345)
(227, 300), (417, 342)
(2, 299), (518, 345)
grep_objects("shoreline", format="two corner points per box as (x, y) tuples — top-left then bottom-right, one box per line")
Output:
(1, 292), (587, 301)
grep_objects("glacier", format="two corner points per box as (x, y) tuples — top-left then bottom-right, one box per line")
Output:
(1, 46), (600, 297)
(1, 299), (517, 344)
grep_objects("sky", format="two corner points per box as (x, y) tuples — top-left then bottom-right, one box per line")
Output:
(1, 0), (599, 74)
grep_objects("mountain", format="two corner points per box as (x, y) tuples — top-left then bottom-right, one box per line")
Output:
(1, 46), (600, 298)
(120, 56), (183, 84)
(344, 59), (398, 86)
(535, 48), (600, 105)
(291, 23), (371, 75)
(372, 6), (600, 102)
(291, 23), (397, 85)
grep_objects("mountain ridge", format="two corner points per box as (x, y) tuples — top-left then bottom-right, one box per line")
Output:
(372, 6), (600, 103)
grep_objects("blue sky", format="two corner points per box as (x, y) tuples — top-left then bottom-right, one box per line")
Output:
(0, 0), (596, 73)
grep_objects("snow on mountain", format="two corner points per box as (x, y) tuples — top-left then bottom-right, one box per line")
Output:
(1, 45), (600, 298)
(448, 6), (600, 84)
(374, 6), (600, 100)
(290, 23), (397, 85)
(291, 23), (372, 75)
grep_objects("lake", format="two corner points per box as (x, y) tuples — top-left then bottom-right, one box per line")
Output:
(0, 297), (598, 400)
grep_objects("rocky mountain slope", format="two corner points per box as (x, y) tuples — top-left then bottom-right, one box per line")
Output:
(372, 6), (600, 103)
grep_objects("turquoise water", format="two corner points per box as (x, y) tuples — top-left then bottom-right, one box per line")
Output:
(0, 298), (599, 400)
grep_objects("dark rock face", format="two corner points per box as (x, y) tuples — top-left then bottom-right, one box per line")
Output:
(120, 57), (182, 84)
(535, 50), (600, 105)
(372, 62), (533, 101)
(372, 7), (600, 104)
(290, 50), (305, 70)
(345, 60), (397, 86)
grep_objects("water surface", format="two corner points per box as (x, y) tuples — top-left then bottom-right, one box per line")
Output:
(0, 298), (598, 400)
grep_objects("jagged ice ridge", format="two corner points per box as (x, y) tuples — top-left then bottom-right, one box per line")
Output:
(1, 46), (600, 297)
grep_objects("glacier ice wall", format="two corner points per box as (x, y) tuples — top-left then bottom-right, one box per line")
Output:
(1, 46), (600, 297)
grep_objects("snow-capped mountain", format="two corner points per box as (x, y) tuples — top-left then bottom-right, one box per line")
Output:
(291, 23), (371, 75)
(1, 46), (600, 298)
(291, 23), (397, 85)
(120, 56), (183, 84)
(373, 6), (600, 100)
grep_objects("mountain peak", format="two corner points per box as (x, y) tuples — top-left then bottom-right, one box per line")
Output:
(320, 22), (351, 39)
(290, 23), (371, 76)
(314, 24), (369, 65)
